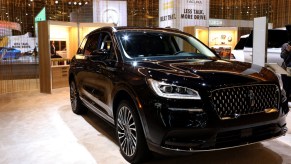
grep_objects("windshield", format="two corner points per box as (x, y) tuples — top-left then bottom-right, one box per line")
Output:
(116, 31), (218, 61)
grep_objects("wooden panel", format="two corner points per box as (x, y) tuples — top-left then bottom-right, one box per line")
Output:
(51, 66), (69, 89)
(68, 27), (79, 59)
(38, 21), (52, 94)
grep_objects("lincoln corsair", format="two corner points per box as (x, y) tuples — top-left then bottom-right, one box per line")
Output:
(69, 26), (289, 163)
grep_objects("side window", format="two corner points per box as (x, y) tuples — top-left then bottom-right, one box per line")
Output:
(99, 32), (117, 60)
(84, 33), (101, 56)
(77, 38), (87, 54)
(100, 33), (112, 51)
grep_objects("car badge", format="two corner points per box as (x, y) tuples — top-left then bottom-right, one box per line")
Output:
(248, 90), (255, 107)
(234, 113), (240, 119)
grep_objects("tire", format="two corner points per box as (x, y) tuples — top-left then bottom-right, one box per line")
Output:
(115, 100), (150, 163)
(70, 80), (86, 114)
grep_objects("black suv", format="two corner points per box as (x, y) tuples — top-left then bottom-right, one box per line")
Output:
(69, 26), (289, 163)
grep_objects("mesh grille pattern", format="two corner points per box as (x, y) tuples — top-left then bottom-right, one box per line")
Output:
(210, 84), (280, 119)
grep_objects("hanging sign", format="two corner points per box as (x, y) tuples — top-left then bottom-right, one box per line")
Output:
(159, 0), (209, 30)
(93, 1), (127, 26)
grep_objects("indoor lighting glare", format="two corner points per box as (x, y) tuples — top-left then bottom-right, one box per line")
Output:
(132, 61), (138, 67)
(55, 1), (58, 4)
(123, 35), (129, 40)
(78, 2), (82, 5)
(68, 2), (71, 5)
(74, 2), (77, 5)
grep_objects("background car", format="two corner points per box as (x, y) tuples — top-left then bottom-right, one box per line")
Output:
(232, 29), (288, 65)
(0, 47), (21, 60)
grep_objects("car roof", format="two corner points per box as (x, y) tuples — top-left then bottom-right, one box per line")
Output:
(87, 26), (188, 37)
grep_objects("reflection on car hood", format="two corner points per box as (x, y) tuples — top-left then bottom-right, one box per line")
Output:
(132, 59), (278, 88)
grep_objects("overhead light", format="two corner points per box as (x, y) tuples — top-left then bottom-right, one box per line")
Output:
(78, 2), (82, 5)
(55, 1), (58, 4)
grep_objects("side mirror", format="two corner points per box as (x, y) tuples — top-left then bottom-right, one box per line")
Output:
(91, 49), (110, 56)
(88, 49), (110, 61)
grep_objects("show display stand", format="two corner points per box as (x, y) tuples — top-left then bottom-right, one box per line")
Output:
(51, 65), (70, 89)
(38, 21), (113, 93)
(184, 26), (238, 59)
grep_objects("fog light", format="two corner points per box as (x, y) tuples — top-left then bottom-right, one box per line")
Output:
(168, 108), (203, 112)
(264, 108), (278, 113)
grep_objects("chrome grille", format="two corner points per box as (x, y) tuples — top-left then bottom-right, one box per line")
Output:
(210, 84), (280, 119)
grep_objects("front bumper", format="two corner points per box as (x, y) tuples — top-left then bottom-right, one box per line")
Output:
(146, 115), (287, 155)
(138, 96), (288, 155)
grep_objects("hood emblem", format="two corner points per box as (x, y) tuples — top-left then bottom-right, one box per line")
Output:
(248, 90), (255, 107)
(234, 113), (240, 119)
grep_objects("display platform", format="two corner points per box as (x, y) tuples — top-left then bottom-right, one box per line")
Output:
(0, 88), (290, 163)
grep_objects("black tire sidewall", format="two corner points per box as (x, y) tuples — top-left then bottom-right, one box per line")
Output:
(70, 80), (86, 114)
(115, 100), (149, 163)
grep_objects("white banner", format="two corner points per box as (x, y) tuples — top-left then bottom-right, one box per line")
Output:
(93, 1), (127, 26)
(2, 33), (37, 53)
(159, 0), (209, 30)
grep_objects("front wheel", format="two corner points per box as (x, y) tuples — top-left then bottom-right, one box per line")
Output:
(115, 100), (150, 163)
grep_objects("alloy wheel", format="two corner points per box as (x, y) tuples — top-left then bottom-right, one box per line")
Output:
(117, 106), (137, 157)
(70, 82), (77, 111)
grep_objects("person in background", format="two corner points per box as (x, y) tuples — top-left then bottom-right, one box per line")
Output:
(280, 41), (291, 101)
(50, 41), (62, 58)
(281, 41), (291, 68)
(50, 41), (56, 56)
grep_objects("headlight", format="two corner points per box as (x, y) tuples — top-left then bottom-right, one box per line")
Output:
(147, 79), (201, 99)
(275, 73), (284, 91)
(275, 73), (287, 102)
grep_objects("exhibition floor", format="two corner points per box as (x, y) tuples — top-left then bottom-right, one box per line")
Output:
(0, 88), (291, 164)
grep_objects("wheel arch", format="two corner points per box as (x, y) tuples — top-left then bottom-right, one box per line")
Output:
(112, 89), (149, 136)
(113, 90), (136, 119)
(69, 72), (75, 83)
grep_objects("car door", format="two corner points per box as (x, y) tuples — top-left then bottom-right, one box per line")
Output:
(79, 31), (117, 119)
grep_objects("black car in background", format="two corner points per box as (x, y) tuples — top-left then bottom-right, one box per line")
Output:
(69, 27), (289, 163)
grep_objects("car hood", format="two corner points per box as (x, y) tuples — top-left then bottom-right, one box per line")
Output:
(130, 59), (279, 89)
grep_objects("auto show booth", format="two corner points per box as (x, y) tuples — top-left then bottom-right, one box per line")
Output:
(37, 21), (113, 93)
